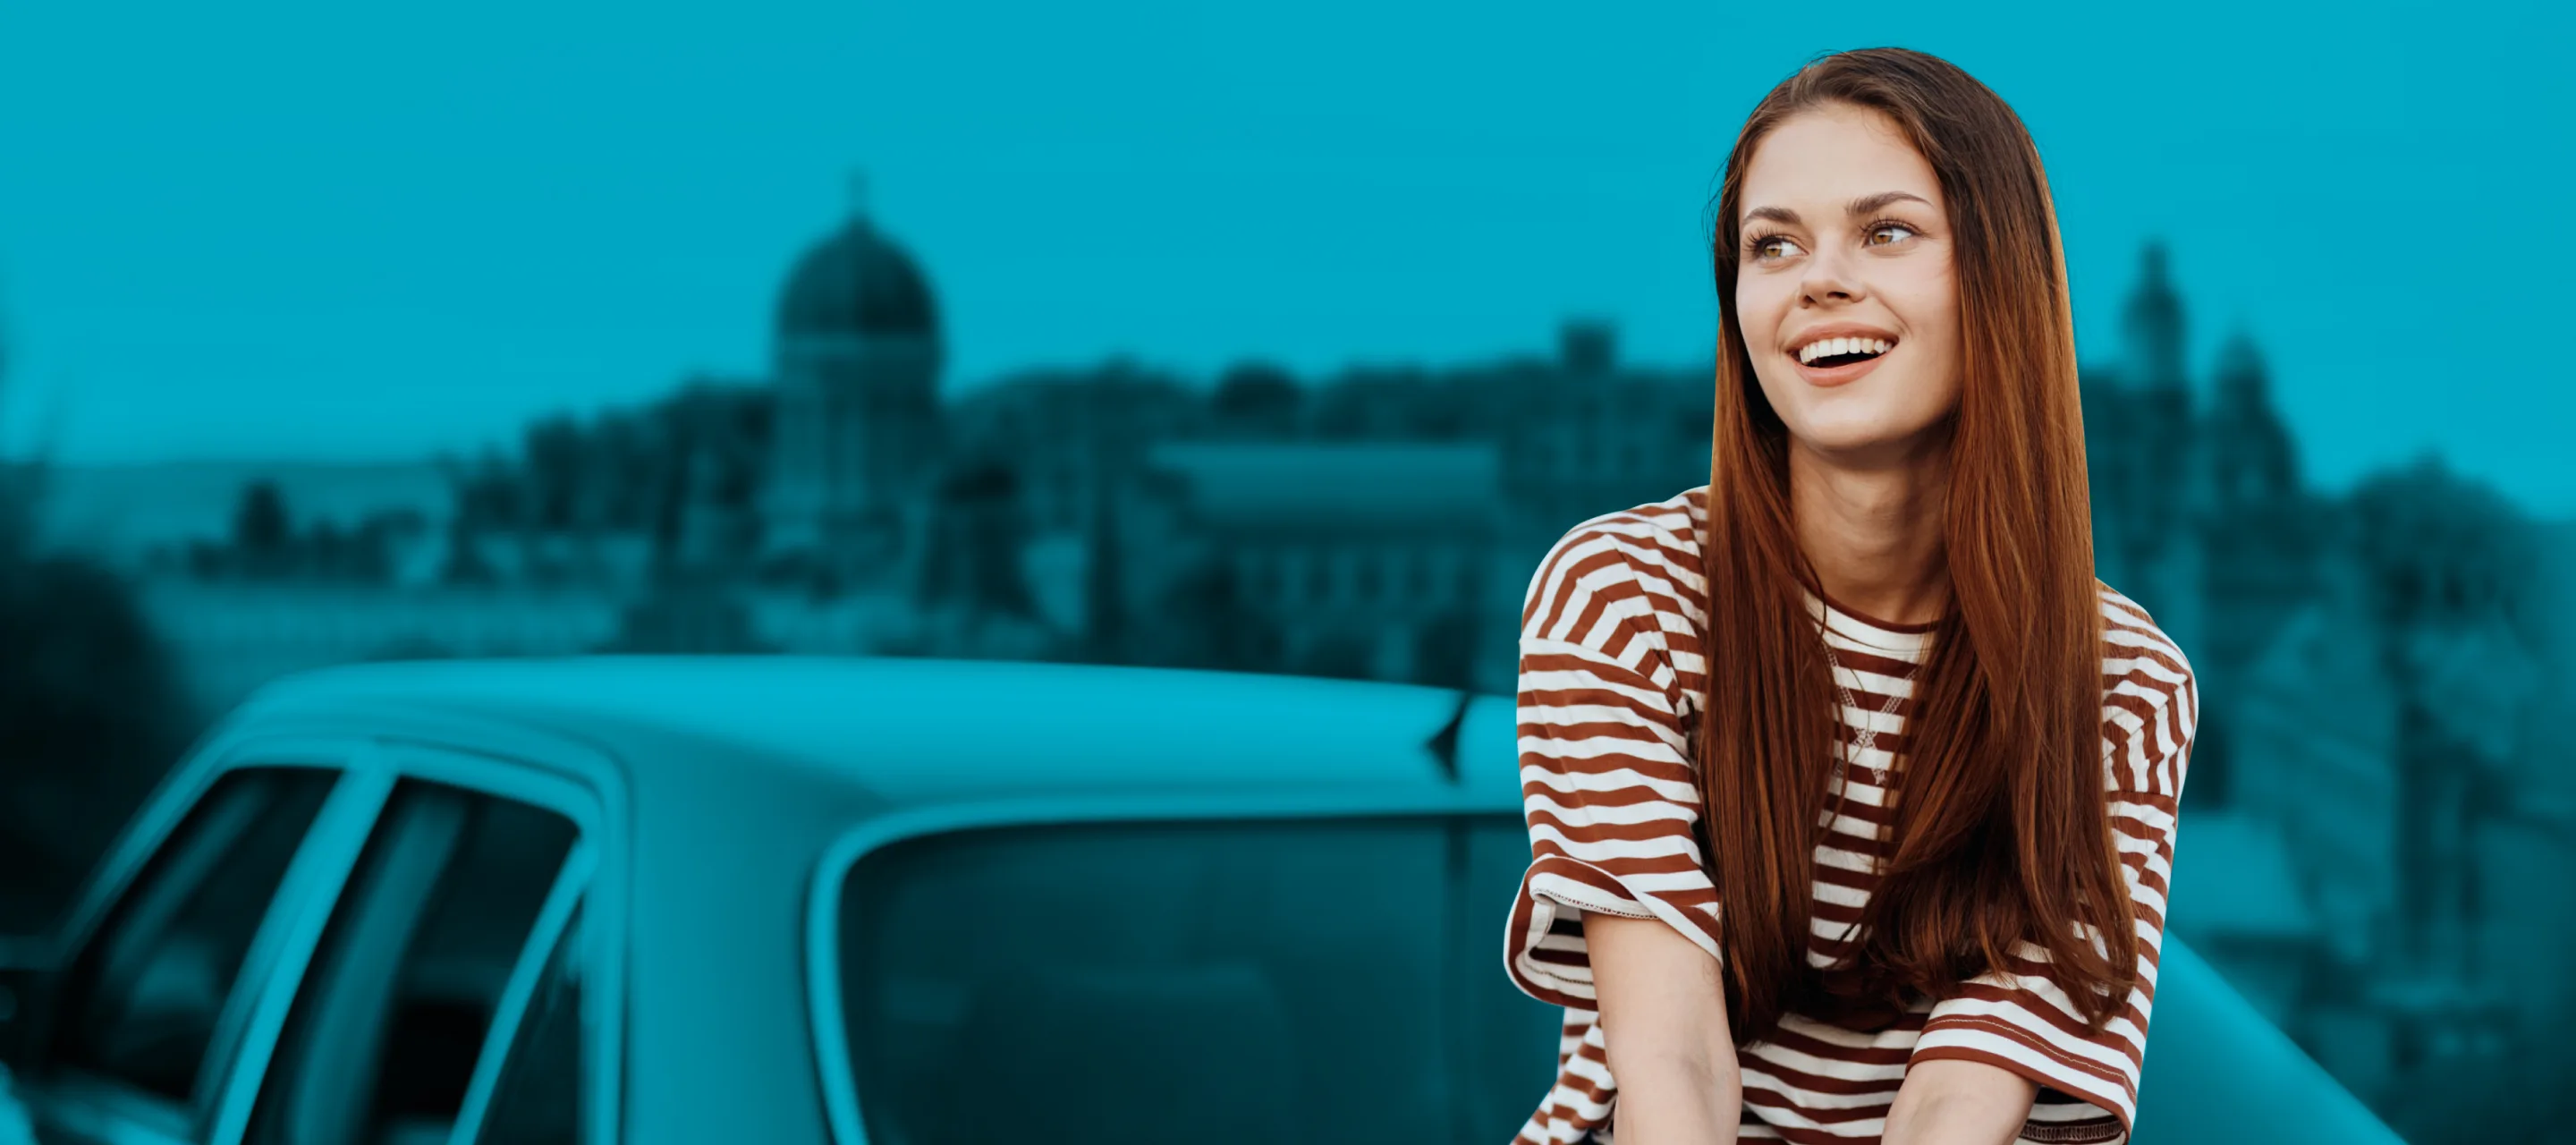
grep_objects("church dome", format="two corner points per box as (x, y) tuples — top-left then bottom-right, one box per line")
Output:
(775, 213), (938, 339)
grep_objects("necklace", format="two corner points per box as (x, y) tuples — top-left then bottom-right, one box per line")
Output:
(1822, 631), (1919, 790)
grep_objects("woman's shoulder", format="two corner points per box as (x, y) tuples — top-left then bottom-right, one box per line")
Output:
(1520, 485), (1708, 657)
(1536, 485), (1706, 577)
(2090, 578), (2193, 682)
(2091, 577), (2199, 797)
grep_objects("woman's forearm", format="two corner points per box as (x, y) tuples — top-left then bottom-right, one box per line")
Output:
(1603, 1053), (1743, 1145)
(1586, 912), (1743, 1144)
(1882, 1058), (2036, 1145)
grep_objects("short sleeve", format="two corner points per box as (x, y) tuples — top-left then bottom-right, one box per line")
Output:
(1502, 521), (1725, 1013)
(1910, 598), (2199, 1135)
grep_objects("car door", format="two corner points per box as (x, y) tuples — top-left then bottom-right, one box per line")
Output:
(233, 744), (606, 1145)
(5, 745), (384, 1145)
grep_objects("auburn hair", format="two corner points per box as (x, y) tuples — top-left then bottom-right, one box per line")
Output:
(1696, 47), (2131, 1042)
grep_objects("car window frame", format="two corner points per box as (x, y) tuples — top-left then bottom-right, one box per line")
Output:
(213, 742), (613, 1145)
(451, 840), (595, 1145)
(801, 783), (1527, 1145)
(390, 742), (620, 1145)
(33, 738), (391, 1145)
(394, 742), (616, 1145)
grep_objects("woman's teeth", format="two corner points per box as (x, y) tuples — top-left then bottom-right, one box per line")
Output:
(1796, 336), (1893, 366)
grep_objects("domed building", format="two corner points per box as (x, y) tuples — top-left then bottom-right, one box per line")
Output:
(761, 194), (949, 588)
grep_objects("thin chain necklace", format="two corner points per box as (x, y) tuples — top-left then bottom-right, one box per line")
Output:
(1822, 626), (1919, 790)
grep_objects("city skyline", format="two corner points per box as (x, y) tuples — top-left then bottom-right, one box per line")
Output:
(2, 1), (2568, 519)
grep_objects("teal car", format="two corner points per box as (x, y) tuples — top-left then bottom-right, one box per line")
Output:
(0, 657), (2397, 1145)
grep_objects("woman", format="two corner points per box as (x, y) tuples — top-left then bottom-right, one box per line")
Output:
(1505, 47), (2198, 1145)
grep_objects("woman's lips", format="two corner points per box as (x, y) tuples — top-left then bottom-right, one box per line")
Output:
(1791, 344), (1892, 387)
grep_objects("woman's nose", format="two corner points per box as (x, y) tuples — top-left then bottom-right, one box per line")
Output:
(1801, 259), (1864, 305)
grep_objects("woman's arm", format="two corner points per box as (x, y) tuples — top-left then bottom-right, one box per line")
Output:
(1882, 1058), (2037, 1145)
(1587, 913), (1742, 1144)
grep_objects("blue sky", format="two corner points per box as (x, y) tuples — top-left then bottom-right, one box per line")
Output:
(1, 0), (2569, 516)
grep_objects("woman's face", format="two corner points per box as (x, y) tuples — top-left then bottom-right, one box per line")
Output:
(1733, 102), (1961, 465)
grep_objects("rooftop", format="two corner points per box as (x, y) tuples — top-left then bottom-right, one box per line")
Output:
(1145, 441), (1504, 530)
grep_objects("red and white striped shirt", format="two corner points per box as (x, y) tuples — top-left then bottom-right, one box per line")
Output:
(1504, 486), (2198, 1145)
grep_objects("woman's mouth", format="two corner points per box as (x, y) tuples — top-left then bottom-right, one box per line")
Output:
(1789, 335), (1895, 386)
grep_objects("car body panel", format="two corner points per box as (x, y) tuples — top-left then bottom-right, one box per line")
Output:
(234, 657), (1498, 808)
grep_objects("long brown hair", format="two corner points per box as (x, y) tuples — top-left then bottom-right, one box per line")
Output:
(1697, 47), (2129, 1042)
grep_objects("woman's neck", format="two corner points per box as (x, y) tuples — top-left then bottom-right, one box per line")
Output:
(1786, 437), (1953, 628)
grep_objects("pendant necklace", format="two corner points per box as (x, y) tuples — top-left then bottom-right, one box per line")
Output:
(1822, 630), (1919, 790)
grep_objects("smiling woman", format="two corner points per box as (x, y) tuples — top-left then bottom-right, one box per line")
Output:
(1504, 47), (2199, 1145)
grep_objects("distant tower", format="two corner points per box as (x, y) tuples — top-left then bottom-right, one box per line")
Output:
(2089, 243), (2205, 697)
(2122, 242), (2189, 394)
(2197, 330), (2321, 806)
(1558, 318), (1616, 377)
(761, 172), (947, 589)
(2206, 331), (2301, 506)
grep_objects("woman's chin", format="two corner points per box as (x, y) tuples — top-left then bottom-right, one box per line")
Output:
(1785, 410), (1952, 461)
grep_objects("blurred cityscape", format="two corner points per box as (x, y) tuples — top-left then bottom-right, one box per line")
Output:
(3, 191), (2572, 1143)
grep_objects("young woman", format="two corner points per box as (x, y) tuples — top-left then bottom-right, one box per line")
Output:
(1504, 48), (2198, 1145)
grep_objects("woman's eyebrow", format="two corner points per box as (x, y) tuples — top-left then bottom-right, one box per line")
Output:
(1847, 191), (1932, 215)
(1742, 191), (1935, 227)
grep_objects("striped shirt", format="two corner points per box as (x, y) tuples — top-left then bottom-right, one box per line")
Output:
(1505, 486), (2198, 1145)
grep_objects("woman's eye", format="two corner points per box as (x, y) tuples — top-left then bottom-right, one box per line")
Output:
(1866, 223), (1918, 246)
(1754, 235), (1802, 260)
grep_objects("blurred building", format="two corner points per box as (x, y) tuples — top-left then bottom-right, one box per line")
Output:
(2233, 566), (2402, 978)
(1491, 318), (1717, 553)
(2225, 476), (2569, 1104)
(759, 193), (948, 591)
(1131, 441), (1513, 691)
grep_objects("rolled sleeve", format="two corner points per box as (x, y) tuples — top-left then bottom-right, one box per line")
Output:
(1502, 522), (1725, 1012)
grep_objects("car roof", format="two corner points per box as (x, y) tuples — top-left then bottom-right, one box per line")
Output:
(232, 655), (1519, 810)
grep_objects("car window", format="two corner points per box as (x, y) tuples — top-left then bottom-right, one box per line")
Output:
(835, 816), (1452, 1145)
(248, 779), (578, 1145)
(475, 903), (585, 1145)
(48, 766), (338, 1106)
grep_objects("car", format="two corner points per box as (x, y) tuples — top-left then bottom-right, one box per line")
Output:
(0, 655), (2400, 1145)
